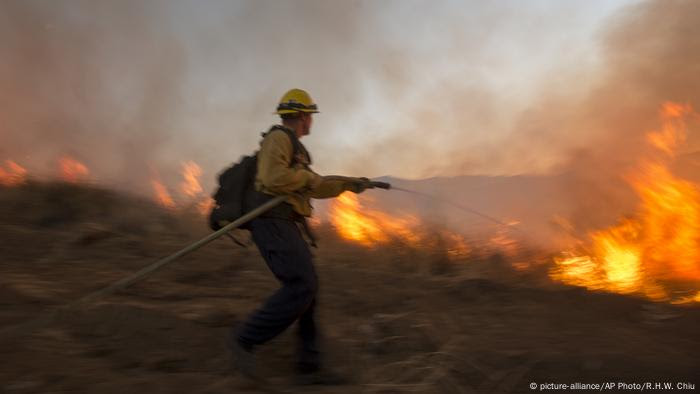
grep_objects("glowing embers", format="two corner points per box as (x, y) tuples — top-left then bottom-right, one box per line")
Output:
(552, 102), (700, 303)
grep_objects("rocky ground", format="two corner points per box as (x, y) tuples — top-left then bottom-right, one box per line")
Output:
(1, 182), (698, 393)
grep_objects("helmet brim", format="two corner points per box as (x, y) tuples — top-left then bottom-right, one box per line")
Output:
(275, 109), (320, 115)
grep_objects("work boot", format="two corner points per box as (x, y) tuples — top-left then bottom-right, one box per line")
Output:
(295, 368), (348, 386)
(230, 340), (264, 382)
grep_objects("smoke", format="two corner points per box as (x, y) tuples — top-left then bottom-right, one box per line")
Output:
(0, 1), (631, 189)
(548, 0), (700, 168)
(0, 0), (187, 191)
(360, 0), (700, 181)
(535, 0), (700, 232)
(357, 0), (700, 246)
(1, 0), (697, 210)
(0, 0), (409, 193)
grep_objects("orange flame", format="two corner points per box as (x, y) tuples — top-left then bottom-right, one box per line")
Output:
(59, 156), (89, 183)
(0, 160), (28, 186)
(329, 193), (471, 258)
(646, 102), (692, 155)
(551, 102), (700, 303)
(151, 179), (175, 209)
(196, 197), (215, 215)
(330, 193), (420, 245)
(488, 220), (521, 256)
(149, 160), (212, 214)
(180, 160), (203, 198)
(180, 160), (214, 215)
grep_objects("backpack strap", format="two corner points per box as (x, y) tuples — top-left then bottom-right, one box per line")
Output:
(263, 125), (311, 167)
(259, 125), (318, 248)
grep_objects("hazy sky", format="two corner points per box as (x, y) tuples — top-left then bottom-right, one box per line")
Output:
(2, 0), (681, 190)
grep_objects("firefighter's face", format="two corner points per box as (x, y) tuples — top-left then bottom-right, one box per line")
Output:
(300, 113), (313, 137)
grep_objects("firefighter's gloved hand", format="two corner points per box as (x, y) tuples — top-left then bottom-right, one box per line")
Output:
(345, 177), (371, 194)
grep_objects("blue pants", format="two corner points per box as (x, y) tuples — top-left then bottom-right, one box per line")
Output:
(235, 217), (320, 371)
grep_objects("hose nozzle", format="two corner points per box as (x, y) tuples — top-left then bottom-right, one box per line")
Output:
(368, 181), (391, 189)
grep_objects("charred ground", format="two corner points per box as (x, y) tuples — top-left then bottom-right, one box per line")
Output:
(1, 182), (698, 393)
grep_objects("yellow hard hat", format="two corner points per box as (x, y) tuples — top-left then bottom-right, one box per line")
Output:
(275, 88), (319, 115)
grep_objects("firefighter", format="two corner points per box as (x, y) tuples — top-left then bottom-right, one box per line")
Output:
(231, 88), (369, 385)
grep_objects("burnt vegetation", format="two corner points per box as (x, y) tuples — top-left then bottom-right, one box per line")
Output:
(1, 182), (698, 393)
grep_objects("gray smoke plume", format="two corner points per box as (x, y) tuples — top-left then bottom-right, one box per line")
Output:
(1, 0), (697, 219)
(540, 0), (700, 233)
(0, 0), (187, 191)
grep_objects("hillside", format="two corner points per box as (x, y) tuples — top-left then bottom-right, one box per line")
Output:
(317, 150), (700, 249)
(1, 182), (698, 393)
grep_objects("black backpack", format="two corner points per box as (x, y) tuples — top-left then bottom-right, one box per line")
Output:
(208, 126), (302, 231)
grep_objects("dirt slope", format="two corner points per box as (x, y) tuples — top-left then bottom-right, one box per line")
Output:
(1, 182), (698, 393)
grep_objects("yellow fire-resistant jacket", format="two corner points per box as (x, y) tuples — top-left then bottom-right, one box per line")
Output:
(255, 126), (346, 217)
